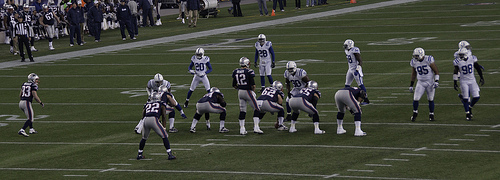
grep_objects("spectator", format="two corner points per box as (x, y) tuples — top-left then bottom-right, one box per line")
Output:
(117, 0), (135, 40)
(257, 0), (268, 16)
(138, 0), (154, 27)
(67, 2), (83, 46)
(232, 0), (242, 17)
(88, 0), (103, 42)
(273, 0), (284, 12)
(186, 0), (199, 27)
(34, 0), (44, 13)
(77, 1), (86, 44)
(128, 0), (139, 36)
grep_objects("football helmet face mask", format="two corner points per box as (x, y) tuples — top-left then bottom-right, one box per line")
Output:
(23, 4), (29, 10)
(413, 47), (425, 61)
(209, 87), (220, 93)
(195, 48), (204, 59)
(286, 61), (297, 74)
(239, 57), (250, 67)
(458, 41), (471, 50)
(28, 73), (39, 83)
(344, 39), (354, 50)
(258, 34), (266, 45)
(272, 81), (283, 91)
(154, 73), (164, 86)
(307, 81), (318, 90)
(457, 48), (469, 60)
(158, 84), (169, 93)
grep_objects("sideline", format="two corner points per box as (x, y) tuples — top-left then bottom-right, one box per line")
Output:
(0, 0), (420, 70)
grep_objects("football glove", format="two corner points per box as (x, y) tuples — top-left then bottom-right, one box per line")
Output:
(479, 78), (485, 86)
(188, 70), (196, 74)
(271, 62), (275, 68)
(181, 113), (187, 119)
(433, 81), (439, 88)
(453, 81), (459, 91)
(254, 63), (258, 68)
(40, 102), (44, 107)
(408, 86), (414, 93)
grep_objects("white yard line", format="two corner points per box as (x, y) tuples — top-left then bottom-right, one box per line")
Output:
(400, 153), (427, 157)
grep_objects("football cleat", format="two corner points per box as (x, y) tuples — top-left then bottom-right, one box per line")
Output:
(136, 154), (144, 160)
(354, 130), (367, 137)
(253, 128), (264, 134)
(240, 127), (247, 135)
(31, 46), (38, 52)
(466, 112), (472, 121)
(29, 128), (38, 134)
(314, 129), (326, 134)
(219, 127), (229, 133)
(169, 127), (178, 133)
(167, 152), (176, 160)
(289, 127), (297, 133)
(189, 128), (196, 133)
(184, 101), (189, 108)
(206, 125), (211, 130)
(337, 128), (347, 135)
(49, 46), (55, 50)
(277, 125), (288, 131)
(429, 113), (435, 121)
(411, 111), (418, 122)
(18, 130), (29, 137)
(70, 44), (74, 47)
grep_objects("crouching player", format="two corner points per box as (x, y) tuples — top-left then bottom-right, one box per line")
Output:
(189, 87), (229, 133)
(334, 87), (368, 136)
(136, 92), (176, 160)
(289, 81), (324, 134)
(253, 81), (288, 134)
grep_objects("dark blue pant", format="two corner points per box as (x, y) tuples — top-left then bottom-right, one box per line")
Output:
(273, 0), (284, 10)
(119, 20), (134, 39)
(93, 22), (102, 40)
(142, 8), (154, 26)
(131, 15), (138, 35)
(69, 24), (82, 45)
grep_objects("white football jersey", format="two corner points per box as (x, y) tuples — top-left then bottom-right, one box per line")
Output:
(284, 68), (308, 91)
(147, 79), (171, 94)
(410, 55), (436, 82)
(255, 41), (273, 63)
(345, 47), (361, 70)
(190, 55), (210, 73)
(453, 55), (478, 82)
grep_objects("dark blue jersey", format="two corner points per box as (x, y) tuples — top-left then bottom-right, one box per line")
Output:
(160, 91), (174, 106)
(20, 82), (38, 102)
(342, 87), (365, 100)
(41, 10), (56, 25)
(257, 87), (284, 102)
(198, 92), (224, 103)
(293, 87), (321, 103)
(143, 101), (166, 118)
(232, 68), (255, 90)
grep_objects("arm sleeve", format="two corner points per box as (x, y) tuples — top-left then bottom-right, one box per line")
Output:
(269, 46), (275, 62)
(188, 61), (194, 70)
(474, 62), (484, 79)
(205, 62), (213, 74)
(232, 77), (237, 88)
(254, 49), (259, 63)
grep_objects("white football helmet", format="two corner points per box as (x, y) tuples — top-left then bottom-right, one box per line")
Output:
(458, 41), (471, 50)
(307, 81), (318, 90)
(195, 48), (204, 59)
(154, 73), (164, 86)
(286, 61), (297, 74)
(239, 57), (250, 67)
(42, 4), (48, 9)
(159, 84), (169, 93)
(344, 39), (354, 50)
(23, 4), (29, 9)
(28, 73), (39, 83)
(457, 48), (469, 60)
(209, 87), (220, 93)
(272, 81), (283, 90)
(258, 34), (266, 44)
(413, 47), (425, 61)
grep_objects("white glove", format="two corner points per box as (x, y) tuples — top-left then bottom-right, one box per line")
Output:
(188, 70), (196, 74)
(409, 86), (414, 93)
(356, 65), (364, 77)
(433, 81), (439, 88)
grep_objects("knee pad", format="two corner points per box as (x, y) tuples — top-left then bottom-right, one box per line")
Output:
(238, 112), (246, 120)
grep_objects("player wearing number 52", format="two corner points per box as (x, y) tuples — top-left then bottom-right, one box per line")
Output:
(232, 57), (260, 135)
(408, 48), (439, 122)
(18, 73), (44, 137)
(184, 48), (213, 108)
(254, 34), (276, 93)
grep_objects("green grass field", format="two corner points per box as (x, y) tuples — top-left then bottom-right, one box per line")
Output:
(1, 0), (500, 179)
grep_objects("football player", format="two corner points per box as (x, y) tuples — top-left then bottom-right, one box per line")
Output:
(254, 34), (276, 93)
(189, 87), (229, 133)
(18, 73), (44, 137)
(284, 61), (310, 121)
(453, 41), (472, 59)
(136, 92), (176, 160)
(232, 57), (260, 135)
(409, 47), (440, 121)
(343, 39), (370, 104)
(39, 4), (59, 50)
(453, 48), (484, 121)
(334, 87), (368, 136)
(184, 48), (213, 108)
(289, 81), (324, 134)
(253, 81), (288, 134)
(5, 5), (19, 55)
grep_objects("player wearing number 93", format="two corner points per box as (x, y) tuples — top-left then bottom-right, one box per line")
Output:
(18, 73), (44, 137)
(254, 34), (276, 93)
(184, 47), (213, 108)
(409, 47), (439, 122)
(453, 48), (484, 121)
(232, 57), (260, 135)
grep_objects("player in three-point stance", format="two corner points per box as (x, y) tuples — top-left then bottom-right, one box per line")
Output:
(289, 81), (325, 134)
(18, 73), (44, 137)
(189, 87), (229, 133)
(254, 34), (276, 93)
(453, 48), (484, 121)
(409, 47), (440, 122)
(343, 39), (370, 104)
(283, 61), (310, 121)
(184, 48), (213, 108)
(334, 87), (368, 136)
(253, 81), (288, 133)
(232, 57), (260, 135)
(136, 92), (176, 160)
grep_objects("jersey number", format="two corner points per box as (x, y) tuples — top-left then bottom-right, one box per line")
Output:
(45, 14), (53, 21)
(21, 86), (31, 98)
(195, 63), (205, 71)
(262, 89), (275, 97)
(145, 103), (160, 114)
(346, 55), (353, 63)
(258, 50), (268, 58)
(416, 65), (429, 75)
(235, 74), (247, 85)
(291, 80), (302, 88)
(461, 64), (473, 74)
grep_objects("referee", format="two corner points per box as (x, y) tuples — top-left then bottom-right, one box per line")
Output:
(15, 16), (34, 62)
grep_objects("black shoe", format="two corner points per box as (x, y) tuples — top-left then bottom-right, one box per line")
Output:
(411, 111), (418, 122)
(429, 113), (435, 121)
(167, 152), (176, 160)
(184, 101), (189, 108)
(137, 154), (144, 160)
(21, 58), (25, 62)
(29, 57), (34, 62)
(466, 112), (472, 121)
